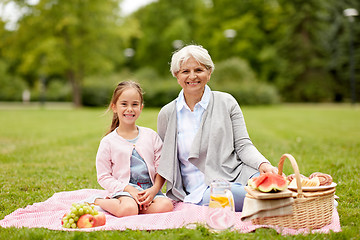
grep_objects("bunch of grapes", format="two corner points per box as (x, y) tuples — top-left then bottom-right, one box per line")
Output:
(62, 202), (98, 228)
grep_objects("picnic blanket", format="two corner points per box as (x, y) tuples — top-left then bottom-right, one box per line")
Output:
(0, 189), (341, 235)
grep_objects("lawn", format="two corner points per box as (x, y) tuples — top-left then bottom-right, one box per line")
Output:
(0, 104), (359, 239)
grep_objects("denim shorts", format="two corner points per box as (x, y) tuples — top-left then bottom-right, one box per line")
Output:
(112, 183), (165, 200)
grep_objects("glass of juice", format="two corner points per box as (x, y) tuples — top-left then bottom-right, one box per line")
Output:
(206, 179), (235, 231)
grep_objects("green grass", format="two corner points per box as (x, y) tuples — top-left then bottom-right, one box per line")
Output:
(0, 104), (359, 239)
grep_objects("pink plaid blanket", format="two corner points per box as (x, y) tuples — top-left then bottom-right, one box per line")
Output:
(0, 189), (341, 235)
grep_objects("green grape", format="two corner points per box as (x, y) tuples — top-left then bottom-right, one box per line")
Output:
(65, 223), (71, 228)
(89, 209), (95, 215)
(70, 206), (77, 212)
(76, 204), (81, 210)
(62, 223), (67, 228)
(93, 209), (98, 215)
(72, 203), (77, 207)
(70, 213), (76, 218)
(84, 207), (90, 214)
(78, 208), (84, 215)
(71, 223), (77, 228)
(69, 218), (74, 224)
(74, 216), (79, 222)
(62, 219), (68, 224)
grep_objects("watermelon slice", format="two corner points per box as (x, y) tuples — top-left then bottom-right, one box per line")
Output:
(248, 173), (288, 193)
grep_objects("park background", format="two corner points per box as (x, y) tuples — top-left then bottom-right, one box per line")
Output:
(0, 0), (359, 107)
(0, 0), (360, 239)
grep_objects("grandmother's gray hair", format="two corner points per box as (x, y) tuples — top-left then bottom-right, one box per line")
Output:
(170, 45), (215, 77)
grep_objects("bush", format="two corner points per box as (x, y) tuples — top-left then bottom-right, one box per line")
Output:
(211, 57), (257, 83)
(137, 77), (181, 108)
(45, 79), (72, 102)
(80, 59), (280, 107)
(82, 82), (114, 107)
(81, 71), (148, 107)
(0, 60), (27, 101)
(128, 67), (181, 107)
(209, 57), (280, 105)
(213, 81), (280, 105)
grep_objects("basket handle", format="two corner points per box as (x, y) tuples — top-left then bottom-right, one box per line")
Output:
(277, 153), (304, 198)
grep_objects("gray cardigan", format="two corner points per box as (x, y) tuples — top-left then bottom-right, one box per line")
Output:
(157, 90), (269, 202)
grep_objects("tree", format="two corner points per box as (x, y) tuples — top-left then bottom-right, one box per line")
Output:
(267, 0), (330, 101)
(2, 0), (125, 107)
(326, 0), (360, 102)
(131, 0), (205, 75)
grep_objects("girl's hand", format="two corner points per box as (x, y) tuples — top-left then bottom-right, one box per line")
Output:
(124, 185), (141, 206)
(137, 187), (157, 209)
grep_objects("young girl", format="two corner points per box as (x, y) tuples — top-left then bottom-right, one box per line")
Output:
(93, 81), (173, 217)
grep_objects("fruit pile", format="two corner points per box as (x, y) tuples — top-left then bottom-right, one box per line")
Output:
(61, 202), (106, 228)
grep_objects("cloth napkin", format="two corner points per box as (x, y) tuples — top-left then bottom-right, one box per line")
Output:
(241, 196), (294, 222)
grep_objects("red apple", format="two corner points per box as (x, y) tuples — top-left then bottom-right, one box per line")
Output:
(93, 212), (106, 227)
(77, 214), (95, 228)
(61, 213), (68, 225)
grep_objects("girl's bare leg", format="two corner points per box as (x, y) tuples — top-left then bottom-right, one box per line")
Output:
(95, 197), (138, 217)
(140, 197), (173, 214)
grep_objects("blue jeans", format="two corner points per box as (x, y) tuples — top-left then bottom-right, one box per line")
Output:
(198, 172), (260, 212)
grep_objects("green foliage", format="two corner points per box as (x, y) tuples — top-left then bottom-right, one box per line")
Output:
(210, 58), (280, 105)
(45, 80), (72, 102)
(133, 67), (181, 107)
(80, 69), (181, 107)
(0, 60), (27, 101)
(1, 0), (126, 106)
(274, 0), (333, 102)
(27, 79), (72, 102)
(215, 81), (280, 106)
(81, 83), (113, 107)
(0, 105), (359, 239)
(81, 74), (121, 107)
(211, 57), (257, 83)
(1, 0), (360, 105)
(140, 79), (181, 108)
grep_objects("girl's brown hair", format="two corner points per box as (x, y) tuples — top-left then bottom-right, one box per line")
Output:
(106, 81), (144, 135)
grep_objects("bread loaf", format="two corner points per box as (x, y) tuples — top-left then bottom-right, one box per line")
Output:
(289, 177), (320, 188)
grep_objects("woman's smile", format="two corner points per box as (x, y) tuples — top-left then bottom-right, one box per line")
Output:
(176, 57), (211, 95)
(186, 81), (201, 85)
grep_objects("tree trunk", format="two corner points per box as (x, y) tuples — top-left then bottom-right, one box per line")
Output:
(67, 70), (82, 107)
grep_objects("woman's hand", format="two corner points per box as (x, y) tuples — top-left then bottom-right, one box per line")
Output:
(259, 162), (279, 174)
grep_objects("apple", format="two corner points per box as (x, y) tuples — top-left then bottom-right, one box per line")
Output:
(77, 214), (95, 228)
(93, 212), (106, 227)
(61, 213), (68, 225)
(77, 213), (106, 228)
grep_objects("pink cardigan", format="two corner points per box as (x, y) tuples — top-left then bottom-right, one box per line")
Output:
(96, 126), (163, 196)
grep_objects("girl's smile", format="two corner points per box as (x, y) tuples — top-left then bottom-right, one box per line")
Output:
(112, 87), (143, 127)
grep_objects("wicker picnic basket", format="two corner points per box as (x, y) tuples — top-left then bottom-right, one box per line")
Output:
(251, 153), (335, 229)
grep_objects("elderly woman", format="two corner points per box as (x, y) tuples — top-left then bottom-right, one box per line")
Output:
(157, 44), (278, 212)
